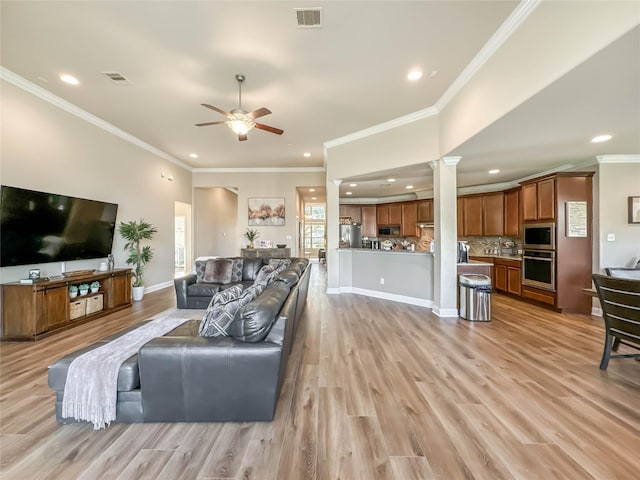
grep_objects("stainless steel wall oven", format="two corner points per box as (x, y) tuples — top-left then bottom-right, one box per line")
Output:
(522, 250), (556, 291)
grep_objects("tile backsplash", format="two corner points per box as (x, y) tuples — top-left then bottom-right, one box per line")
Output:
(460, 236), (522, 256)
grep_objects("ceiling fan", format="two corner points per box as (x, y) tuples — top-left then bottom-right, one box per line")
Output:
(195, 74), (284, 141)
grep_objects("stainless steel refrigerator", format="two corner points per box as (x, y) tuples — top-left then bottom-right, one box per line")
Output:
(340, 223), (362, 248)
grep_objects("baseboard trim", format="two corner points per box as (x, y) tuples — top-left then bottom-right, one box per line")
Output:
(338, 286), (432, 308)
(431, 306), (460, 318)
(146, 281), (174, 294)
(326, 287), (341, 295)
(591, 307), (602, 317)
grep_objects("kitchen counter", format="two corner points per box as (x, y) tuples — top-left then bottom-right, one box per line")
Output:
(470, 254), (522, 261)
(339, 248), (433, 255)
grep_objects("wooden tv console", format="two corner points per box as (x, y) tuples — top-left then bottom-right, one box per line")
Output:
(1, 269), (132, 341)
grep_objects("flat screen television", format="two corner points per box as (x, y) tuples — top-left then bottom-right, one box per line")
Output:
(0, 185), (119, 267)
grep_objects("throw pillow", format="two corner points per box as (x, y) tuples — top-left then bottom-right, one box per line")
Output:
(230, 257), (244, 283)
(254, 264), (275, 285)
(203, 258), (233, 284)
(269, 264), (288, 284)
(268, 258), (292, 269)
(242, 257), (265, 281)
(198, 284), (244, 337)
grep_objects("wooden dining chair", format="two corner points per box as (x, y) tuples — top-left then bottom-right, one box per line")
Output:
(592, 274), (640, 370)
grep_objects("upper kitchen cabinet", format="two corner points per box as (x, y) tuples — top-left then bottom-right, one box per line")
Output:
(457, 197), (464, 236)
(339, 205), (362, 223)
(522, 177), (555, 221)
(503, 188), (520, 237)
(417, 199), (434, 223)
(377, 203), (402, 226)
(461, 196), (483, 236)
(401, 202), (418, 237)
(482, 192), (504, 236)
(361, 205), (377, 237)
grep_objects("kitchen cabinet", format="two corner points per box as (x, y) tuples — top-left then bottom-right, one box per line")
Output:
(522, 177), (555, 221)
(377, 203), (402, 226)
(401, 202), (418, 237)
(457, 198), (464, 236)
(503, 188), (520, 236)
(339, 205), (361, 223)
(417, 199), (433, 223)
(494, 258), (521, 296)
(482, 192), (504, 236)
(361, 205), (377, 237)
(462, 196), (483, 236)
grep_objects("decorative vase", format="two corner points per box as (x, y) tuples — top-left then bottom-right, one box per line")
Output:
(79, 289), (88, 296)
(70, 291), (78, 299)
(249, 242), (254, 249)
(132, 286), (145, 302)
(91, 287), (99, 293)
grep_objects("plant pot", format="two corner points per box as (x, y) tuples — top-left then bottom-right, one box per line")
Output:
(79, 289), (89, 296)
(91, 287), (99, 294)
(69, 292), (78, 299)
(132, 286), (145, 302)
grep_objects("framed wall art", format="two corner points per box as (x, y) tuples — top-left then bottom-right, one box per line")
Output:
(629, 196), (640, 224)
(248, 197), (285, 226)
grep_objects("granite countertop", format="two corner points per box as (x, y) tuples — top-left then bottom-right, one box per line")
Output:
(337, 248), (432, 255)
(470, 254), (522, 261)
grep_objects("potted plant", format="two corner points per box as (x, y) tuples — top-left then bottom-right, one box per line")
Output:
(78, 283), (89, 296)
(244, 228), (260, 248)
(90, 281), (100, 293)
(118, 218), (157, 302)
(69, 285), (78, 298)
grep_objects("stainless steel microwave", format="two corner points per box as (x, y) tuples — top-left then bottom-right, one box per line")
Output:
(378, 225), (400, 237)
(522, 222), (555, 250)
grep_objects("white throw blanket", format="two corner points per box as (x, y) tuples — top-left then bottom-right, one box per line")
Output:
(62, 315), (190, 429)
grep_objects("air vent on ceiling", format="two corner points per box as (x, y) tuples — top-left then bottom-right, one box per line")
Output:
(102, 71), (134, 86)
(295, 7), (323, 28)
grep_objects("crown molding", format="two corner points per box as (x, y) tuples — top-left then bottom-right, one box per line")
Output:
(324, 106), (438, 149)
(435, 0), (541, 111)
(0, 66), (192, 171)
(596, 154), (640, 164)
(457, 181), (519, 196)
(192, 166), (325, 174)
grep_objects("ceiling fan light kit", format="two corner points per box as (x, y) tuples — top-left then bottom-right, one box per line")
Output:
(196, 74), (283, 141)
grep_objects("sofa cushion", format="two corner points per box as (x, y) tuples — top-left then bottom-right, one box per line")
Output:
(203, 258), (233, 284)
(230, 258), (244, 283)
(242, 257), (264, 281)
(198, 284), (245, 337)
(187, 283), (221, 297)
(228, 283), (291, 342)
(254, 264), (275, 285)
(275, 268), (299, 287)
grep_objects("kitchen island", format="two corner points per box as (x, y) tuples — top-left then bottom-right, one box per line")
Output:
(337, 248), (434, 307)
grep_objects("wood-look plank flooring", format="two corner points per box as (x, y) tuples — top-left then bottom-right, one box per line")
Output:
(1, 262), (639, 479)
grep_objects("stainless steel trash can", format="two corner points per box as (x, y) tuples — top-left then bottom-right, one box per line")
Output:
(459, 274), (492, 321)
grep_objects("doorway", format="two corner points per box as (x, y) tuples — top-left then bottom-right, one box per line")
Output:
(175, 201), (192, 277)
(303, 203), (326, 259)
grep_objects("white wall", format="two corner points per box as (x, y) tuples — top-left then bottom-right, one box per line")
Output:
(597, 160), (640, 269)
(193, 171), (325, 257)
(0, 81), (192, 288)
(193, 187), (238, 258)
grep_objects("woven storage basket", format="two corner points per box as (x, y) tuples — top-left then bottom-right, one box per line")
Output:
(86, 294), (104, 315)
(69, 298), (87, 320)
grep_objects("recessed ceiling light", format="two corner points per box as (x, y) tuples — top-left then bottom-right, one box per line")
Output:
(303, 152), (311, 157)
(406, 185), (414, 189)
(60, 74), (79, 85)
(407, 70), (423, 81)
(349, 183), (357, 187)
(311, 197), (317, 200)
(387, 178), (396, 182)
(591, 134), (612, 143)
(489, 169), (500, 174)
(345, 191), (353, 195)
(309, 188), (315, 192)
(189, 153), (198, 158)
(429, 70), (439, 78)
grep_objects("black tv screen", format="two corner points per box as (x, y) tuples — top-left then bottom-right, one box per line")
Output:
(0, 185), (119, 267)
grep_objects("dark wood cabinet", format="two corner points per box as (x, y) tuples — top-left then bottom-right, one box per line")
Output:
(522, 177), (555, 221)
(417, 199), (433, 222)
(457, 197), (464, 236)
(494, 258), (521, 296)
(361, 206), (377, 237)
(462, 196), (483, 236)
(504, 188), (520, 236)
(2, 269), (132, 341)
(482, 192), (504, 236)
(401, 202), (418, 236)
(507, 266), (521, 296)
(376, 205), (389, 225)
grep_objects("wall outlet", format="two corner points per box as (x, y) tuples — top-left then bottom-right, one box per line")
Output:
(607, 233), (616, 242)
(379, 277), (385, 285)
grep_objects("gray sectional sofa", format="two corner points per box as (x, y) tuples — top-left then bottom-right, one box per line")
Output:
(48, 257), (311, 424)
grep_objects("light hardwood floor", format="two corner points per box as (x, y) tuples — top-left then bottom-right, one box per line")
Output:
(1, 262), (639, 479)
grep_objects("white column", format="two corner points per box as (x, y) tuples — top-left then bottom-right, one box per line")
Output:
(326, 178), (342, 294)
(430, 156), (461, 317)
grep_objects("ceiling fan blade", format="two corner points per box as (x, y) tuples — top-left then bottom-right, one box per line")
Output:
(195, 121), (227, 127)
(255, 123), (284, 135)
(238, 134), (248, 142)
(201, 104), (230, 116)
(247, 107), (272, 120)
